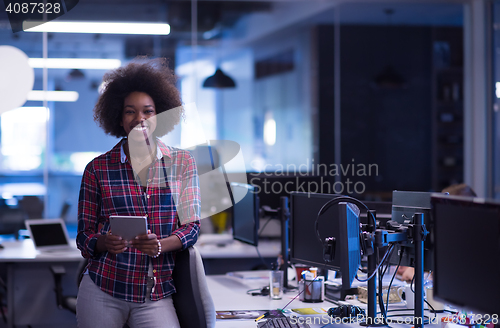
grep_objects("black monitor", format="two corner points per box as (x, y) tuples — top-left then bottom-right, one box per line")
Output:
(231, 183), (260, 246)
(339, 202), (362, 288)
(431, 194), (500, 314)
(247, 174), (332, 210)
(359, 200), (392, 227)
(289, 192), (361, 289)
(389, 190), (434, 270)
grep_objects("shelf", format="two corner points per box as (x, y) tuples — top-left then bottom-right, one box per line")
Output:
(431, 27), (464, 191)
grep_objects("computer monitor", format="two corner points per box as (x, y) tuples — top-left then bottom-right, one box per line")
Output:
(231, 183), (260, 246)
(431, 194), (500, 314)
(247, 174), (332, 238)
(289, 192), (361, 289)
(339, 202), (362, 288)
(359, 200), (392, 227)
(247, 174), (332, 210)
(389, 191), (434, 270)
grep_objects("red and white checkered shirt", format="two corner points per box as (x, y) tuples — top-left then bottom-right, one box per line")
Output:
(77, 138), (201, 303)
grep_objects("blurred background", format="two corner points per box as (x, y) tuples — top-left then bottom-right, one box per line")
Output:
(0, 0), (498, 235)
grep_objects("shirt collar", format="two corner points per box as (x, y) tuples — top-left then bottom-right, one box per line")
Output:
(120, 139), (164, 164)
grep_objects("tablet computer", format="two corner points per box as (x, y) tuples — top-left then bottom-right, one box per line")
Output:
(109, 215), (148, 241)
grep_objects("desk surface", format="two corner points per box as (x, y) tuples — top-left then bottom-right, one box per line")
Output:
(197, 234), (281, 259)
(207, 274), (338, 328)
(0, 233), (280, 262)
(206, 274), (444, 328)
(0, 239), (82, 262)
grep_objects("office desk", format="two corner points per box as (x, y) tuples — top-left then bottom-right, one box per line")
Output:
(0, 239), (83, 328)
(206, 274), (445, 328)
(197, 234), (281, 274)
(206, 274), (338, 328)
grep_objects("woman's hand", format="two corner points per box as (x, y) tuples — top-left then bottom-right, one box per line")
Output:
(129, 230), (160, 257)
(103, 232), (128, 254)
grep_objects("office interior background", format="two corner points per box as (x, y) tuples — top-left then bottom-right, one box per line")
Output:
(0, 0), (498, 226)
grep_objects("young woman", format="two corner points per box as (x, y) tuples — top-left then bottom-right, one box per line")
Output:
(76, 59), (200, 328)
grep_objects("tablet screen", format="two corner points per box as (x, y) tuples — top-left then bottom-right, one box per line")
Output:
(109, 215), (148, 241)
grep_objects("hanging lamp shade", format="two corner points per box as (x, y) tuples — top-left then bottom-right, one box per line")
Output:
(374, 65), (405, 89)
(372, 9), (406, 89)
(67, 68), (85, 80)
(202, 68), (236, 88)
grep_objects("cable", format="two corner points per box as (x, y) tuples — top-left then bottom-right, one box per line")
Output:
(386, 246), (404, 313)
(277, 263), (327, 313)
(256, 208), (280, 271)
(0, 277), (7, 323)
(356, 243), (394, 282)
(258, 216), (274, 238)
(0, 293), (5, 323)
(409, 270), (437, 322)
(378, 262), (387, 324)
(377, 244), (395, 324)
(254, 245), (270, 270)
(278, 280), (311, 311)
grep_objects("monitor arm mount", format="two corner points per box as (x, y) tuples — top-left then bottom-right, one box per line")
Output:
(361, 211), (428, 328)
(260, 196), (291, 289)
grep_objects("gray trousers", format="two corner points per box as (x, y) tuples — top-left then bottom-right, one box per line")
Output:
(76, 275), (181, 328)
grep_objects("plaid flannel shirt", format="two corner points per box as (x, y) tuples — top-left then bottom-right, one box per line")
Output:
(77, 138), (201, 303)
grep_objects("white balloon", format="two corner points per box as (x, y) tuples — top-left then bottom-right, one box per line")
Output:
(0, 46), (34, 114)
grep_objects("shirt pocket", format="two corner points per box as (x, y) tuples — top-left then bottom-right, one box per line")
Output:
(102, 180), (139, 213)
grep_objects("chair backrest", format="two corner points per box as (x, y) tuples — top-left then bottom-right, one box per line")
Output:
(172, 246), (215, 328)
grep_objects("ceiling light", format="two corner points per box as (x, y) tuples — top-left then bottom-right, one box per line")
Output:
(27, 91), (79, 102)
(23, 21), (170, 35)
(28, 58), (121, 69)
(264, 113), (276, 146)
(203, 68), (236, 88)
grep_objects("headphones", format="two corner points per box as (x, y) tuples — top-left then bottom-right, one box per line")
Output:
(248, 286), (269, 296)
(314, 195), (374, 263)
(328, 305), (365, 318)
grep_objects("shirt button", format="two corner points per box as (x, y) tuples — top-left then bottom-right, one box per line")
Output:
(153, 269), (157, 273)
(147, 195), (150, 199)
(148, 179), (151, 182)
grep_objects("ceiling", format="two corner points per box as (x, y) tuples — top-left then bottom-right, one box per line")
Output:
(0, 0), (464, 81)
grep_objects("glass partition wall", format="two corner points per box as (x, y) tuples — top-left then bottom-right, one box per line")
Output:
(0, 0), (466, 226)
(493, 0), (500, 199)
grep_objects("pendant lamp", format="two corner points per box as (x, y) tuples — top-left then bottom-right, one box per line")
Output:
(373, 9), (406, 89)
(203, 68), (236, 88)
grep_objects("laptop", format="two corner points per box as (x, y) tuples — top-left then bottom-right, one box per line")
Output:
(25, 218), (76, 252)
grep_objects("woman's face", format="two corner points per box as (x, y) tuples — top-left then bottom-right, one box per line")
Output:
(121, 91), (157, 143)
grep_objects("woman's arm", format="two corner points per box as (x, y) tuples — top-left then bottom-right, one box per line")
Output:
(76, 161), (127, 257)
(173, 151), (201, 249)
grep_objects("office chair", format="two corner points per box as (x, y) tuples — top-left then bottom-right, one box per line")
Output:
(172, 246), (216, 328)
(50, 258), (87, 314)
(0, 207), (27, 239)
(18, 196), (44, 220)
(50, 246), (216, 328)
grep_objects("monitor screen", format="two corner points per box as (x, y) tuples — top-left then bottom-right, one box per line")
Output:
(30, 223), (68, 246)
(231, 183), (260, 246)
(290, 192), (362, 288)
(339, 202), (361, 288)
(431, 194), (500, 314)
(389, 190), (434, 270)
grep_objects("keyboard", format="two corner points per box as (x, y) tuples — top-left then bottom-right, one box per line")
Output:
(257, 317), (311, 328)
